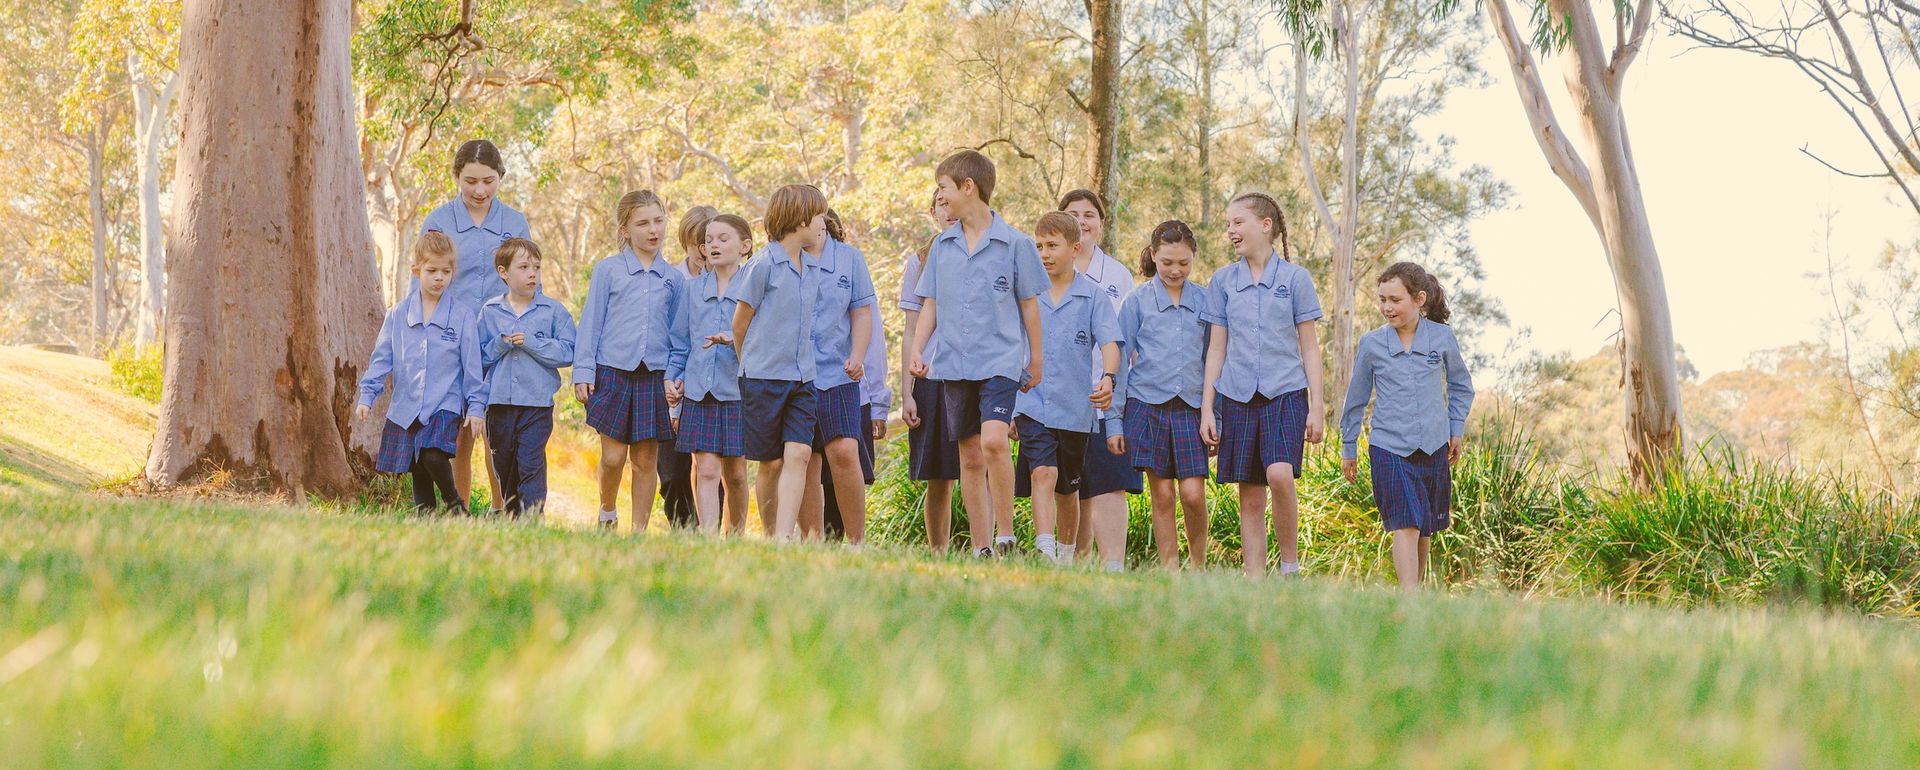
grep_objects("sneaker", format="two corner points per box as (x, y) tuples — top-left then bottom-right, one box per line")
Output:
(975, 546), (995, 559)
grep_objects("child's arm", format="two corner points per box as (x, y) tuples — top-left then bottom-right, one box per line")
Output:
(355, 311), (398, 420)
(730, 302), (755, 361)
(1199, 325), (1228, 448)
(460, 313), (487, 432)
(1297, 319), (1324, 443)
(1444, 331), (1476, 462)
(479, 313), (512, 369)
(845, 303), (872, 382)
(665, 280), (691, 405)
(1089, 298), (1123, 412)
(523, 306), (576, 370)
(1339, 343), (1374, 482)
(1018, 296), (1043, 392)
(908, 297), (937, 378)
(900, 307), (922, 427)
(571, 262), (609, 401)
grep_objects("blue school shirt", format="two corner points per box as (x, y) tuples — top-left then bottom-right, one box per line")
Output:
(571, 248), (689, 385)
(1081, 248), (1135, 431)
(860, 307), (892, 412)
(808, 237), (878, 390)
(897, 249), (943, 372)
(1015, 274), (1124, 434)
(359, 290), (486, 425)
(419, 199), (531, 308)
(1116, 278), (1210, 409)
(477, 293), (575, 407)
(913, 212), (1047, 382)
(1340, 319), (1475, 459)
(728, 242), (819, 382)
(1202, 254), (1324, 402)
(671, 270), (744, 402)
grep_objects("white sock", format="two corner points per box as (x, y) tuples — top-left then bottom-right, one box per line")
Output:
(1057, 543), (1076, 563)
(995, 535), (1016, 550)
(1035, 533), (1057, 559)
(1104, 560), (1124, 572)
(598, 509), (618, 523)
(1279, 560), (1301, 575)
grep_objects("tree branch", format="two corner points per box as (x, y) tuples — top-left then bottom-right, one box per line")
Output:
(1486, 0), (1601, 227)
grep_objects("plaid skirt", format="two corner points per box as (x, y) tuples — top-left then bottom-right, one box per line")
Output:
(585, 364), (672, 444)
(677, 398), (745, 456)
(1214, 388), (1307, 483)
(1125, 397), (1209, 480)
(812, 381), (865, 449)
(375, 410), (463, 474)
(1370, 445), (1452, 535)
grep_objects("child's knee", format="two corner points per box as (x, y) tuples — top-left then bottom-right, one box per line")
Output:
(825, 438), (859, 466)
(979, 428), (1011, 456)
(1266, 464), (1297, 490)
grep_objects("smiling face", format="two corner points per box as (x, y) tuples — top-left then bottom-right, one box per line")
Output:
(1153, 242), (1195, 288)
(1377, 276), (1426, 331)
(497, 251), (540, 298)
(457, 162), (499, 211)
(935, 175), (983, 220)
(414, 254), (456, 301)
(1063, 199), (1104, 248)
(929, 195), (957, 229)
(622, 203), (668, 257)
(1224, 200), (1271, 260)
(704, 224), (750, 270)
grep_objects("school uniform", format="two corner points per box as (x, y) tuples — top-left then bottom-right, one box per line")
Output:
(728, 241), (820, 462)
(914, 212), (1048, 438)
(419, 199), (531, 308)
(658, 258), (700, 528)
(899, 250), (960, 481)
(359, 291), (486, 509)
(477, 292), (575, 517)
(1013, 274), (1123, 498)
(1340, 319), (1475, 535)
(573, 247), (689, 444)
(1202, 254), (1323, 483)
(1077, 248), (1142, 497)
(671, 269), (746, 458)
(808, 237), (879, 451)
(1116, 279), (1211, 481)
(824, 305), (892, 540)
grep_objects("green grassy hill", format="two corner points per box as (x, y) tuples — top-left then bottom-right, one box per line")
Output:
(0, 346), (156, 493)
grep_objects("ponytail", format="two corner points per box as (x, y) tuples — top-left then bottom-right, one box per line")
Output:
(1378, 261), (1451, 324)
(1137, 243), (1157, 277)
(1138, 219), (1197, 278)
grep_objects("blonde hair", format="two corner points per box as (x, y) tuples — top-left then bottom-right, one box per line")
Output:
(1228, 191), (1291, 261)
(614, 189), (665, 247)
(764, 184), (828, 241)
(1033, 211), (1080, 245)
(676, 205), (719, 270)
(413, 231), (457, 268)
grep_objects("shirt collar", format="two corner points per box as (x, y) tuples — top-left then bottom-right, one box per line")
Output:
(1150, 278), (1198, 312)
(1041, 275), (1097, 309)
(812, 238), (841, 273)
(453, 198), (505, 234)
(405, 289), (456, 328)
(935, 211), (1015, 251)
(622, 247), (666, 276)
(1229, 252), (1283, 291)
(1379, 318), (1437, 355)
(484, 292), (554, 311)
(762, 241), (819, 274)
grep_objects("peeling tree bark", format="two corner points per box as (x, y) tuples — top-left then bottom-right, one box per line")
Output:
(1088, 0), (1119, 249)
(147, 0), (383, 497)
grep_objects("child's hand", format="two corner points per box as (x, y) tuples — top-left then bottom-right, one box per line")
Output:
(903, 394), (920, 428)
(506, 332), (526, 346)
(1199, 410), (1219, 449)
(844, 357), (865, 382)
(908, 354), (928, 378)
(1107, 434), (1126, 456)
(665, 380), (684, 406)
(672, 416), (680, 433)
(1304, 399), (1325, 444)
(353, 404), (370, 422)
(1341, 456), (1358, 482)
(1021, 361), (1042, 393)
(465, 415), (485, 436)
(871, 419), (887, 440)
(1448, 436), (1462, 463)
(703, 333), (732, 350)
(1088, 378), (1113, 410)
(574, 383), (593, 403)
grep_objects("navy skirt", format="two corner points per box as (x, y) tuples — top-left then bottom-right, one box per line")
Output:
(677, 398), (745, 457)
(1125, 397), (1209, 480)
(1370, 446), (1452, 536)
(1214, 389), (1307, 483)
(585, 364), (673, 444)
(375, 410), (463, 474)
(906, 377), (961, 481)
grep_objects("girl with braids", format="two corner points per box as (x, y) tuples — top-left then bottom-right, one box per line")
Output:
(1339, 262), (1474, 591)
(1200, 191), (1325, 578)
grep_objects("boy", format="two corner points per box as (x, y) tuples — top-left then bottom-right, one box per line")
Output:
(907, 150), (1047, 557)
(1013, 212), (1123, 563)
(477, 237), (576, 519)
(730, 184), (828, 541)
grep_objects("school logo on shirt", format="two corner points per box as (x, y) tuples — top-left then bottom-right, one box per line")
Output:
(1274, 283), (1291, 299)
(1073, 330), (1091, 347)
(993, 275), (1011, 292)
(1106, 285), (1121, 298)
(533, 330), (547, 340)
(837, 274), (852, 290)
(440, 328), (459, 343)
(1426, 351), (1442, 366)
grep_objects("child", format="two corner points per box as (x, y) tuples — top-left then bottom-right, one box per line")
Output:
(907, 150), (1047, 558)
(1199, 192), (1324, 578)
(357, 231), (487, 512)
(1116, 221), (1212, 569)
(817, 210), (890, 543)
(729, 184), (829, 541)
(797, 206), (876, 543)
(670, 214), (754, 534)
(897, 193), (966, 551)
(659, 205), (720, 529)
(573, 190), (690, 532)
(477, 237), (575, 519)
(1013, 212), (1123, 564)
(1057, 188), (1138, 565)
(1340, 262), (1474, 591)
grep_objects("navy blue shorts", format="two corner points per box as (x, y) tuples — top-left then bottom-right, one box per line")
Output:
(1214, 388), (1308, 483)
(907, 378), (961, 481)
(740, 378), (817, 461)
(939, 376), (1020, 439)
(811, 381), (865, 451)
(375, 409), (463, 474)
(1371, 445), (1452, 535)
(1079, 420), (1142, 498)
(486, 404), (553, 516)
(677, 398), (745, 457)
(1126, 397), (1209, 480)
(585, 364), (672, 444)
(1013, 415), (1087, 497)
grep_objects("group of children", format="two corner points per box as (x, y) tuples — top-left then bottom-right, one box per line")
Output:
(356, 140), (1475, 588)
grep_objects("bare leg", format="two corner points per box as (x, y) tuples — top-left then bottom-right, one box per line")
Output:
(1418, 536), (1432, 585)
(1268, 463), (1300, 567)
(1178, 477), (1209, 569)
(1092, 493), (1128, 568)
(755, 458), (782, 536)
(772, 441), (814, 540)
(597, 434), (628, 529)
(924, 479), (954, 552)
(824, 437), (867, 543)
(1052, 492), (1079, 562)
(981, 420), (1017, 543)
(800, 452), (827, 540)
(1239, 483), (1268, 577)
(1030, 466), (1060, 538)
(1057, 487), (1082, 550)
(955, 436), (992, 552)
(1147, 474), (1179, 568)
(721, 458), (750, 535)
(693, 453), (724, 532)
(1391, 528), (1422, 592)
(626, 440), (661, 533)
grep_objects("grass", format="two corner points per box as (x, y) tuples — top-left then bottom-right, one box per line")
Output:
(0, 346), (157, 494)
(5, 491), (1920, 767)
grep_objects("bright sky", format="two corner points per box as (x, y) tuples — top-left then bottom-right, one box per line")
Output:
(1433, 19), (1914, 378)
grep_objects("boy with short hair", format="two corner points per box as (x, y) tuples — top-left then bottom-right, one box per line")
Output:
(477, 237), (576, 519)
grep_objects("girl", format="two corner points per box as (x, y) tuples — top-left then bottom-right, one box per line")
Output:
(1115, 221), (1211, 570)
(1340, 262), (1474, 591)
(1200, 192), (1324, 578)
(670, 214), (755, 534)
(421, 139), (530, 513)
(573, 190), (690, 532)
(1058, 189), (1138, 566)
(897, 192), (967, 551)
(817, 209), (890, 543)
(659, 205), (721, 531)
(799, 206), (877, 543)
(357, 232), (487, 512)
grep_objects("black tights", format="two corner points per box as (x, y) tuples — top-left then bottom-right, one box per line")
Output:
(409, 448), (460, 512)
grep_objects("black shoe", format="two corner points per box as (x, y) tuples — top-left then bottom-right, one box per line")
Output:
(974, 546), (995, 559)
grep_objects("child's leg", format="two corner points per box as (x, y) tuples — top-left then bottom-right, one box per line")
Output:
(485, 409), (518, 515)
(755, 458), (782, 536)
(1390, 528), (1422, 592)
(980, 419), (1016, 544)
(955, 435), (992, 553)
(1238, 482), (1268, 577)
(822, 437), (867, 543)
(454, 429), (504, 511)
(1418, 536), (1432, 584)
(693, 452), (724, 531)
(626, 440), (661, 532)
(517, 408), (552, 518)
(1178, 477), (1209, 569)
(924, 479), (954, 552)
(1056, 491), (1081, 554)
(417, 448), (460, 512)
(409, 465), (438, 512)
(597, 434), (628, 528)
(1266, 462), (1300, 570)
(1030, 464), (1059, 540)
(799, 455), (826, 539)
(1147, 473), (1179, 568)
(773, 441), (814, 540)
(720, 457), (750, 534)
(1092, 495), (1128, 570)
